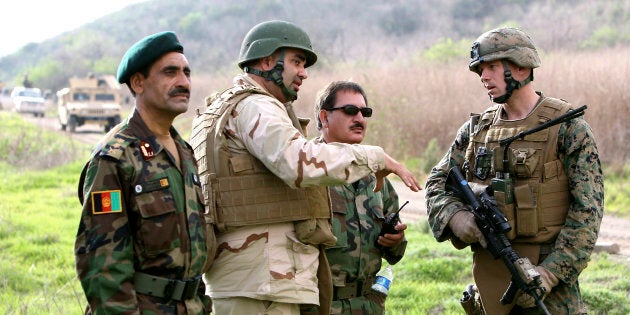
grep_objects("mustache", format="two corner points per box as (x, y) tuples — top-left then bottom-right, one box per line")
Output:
(168, 87), (190, 97)
(350, 122), (364, 129)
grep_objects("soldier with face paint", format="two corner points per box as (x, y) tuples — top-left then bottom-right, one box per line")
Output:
(190, 21), (420, 315)
(425, 27), (603, 314)
(74, 31), (214, 314)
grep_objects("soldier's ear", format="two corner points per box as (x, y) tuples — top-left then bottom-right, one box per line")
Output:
(129, 73), (145, 94)
(260, 55), (277, 71)
(318, 109), (329, 128)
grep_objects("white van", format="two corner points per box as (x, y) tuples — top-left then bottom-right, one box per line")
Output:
(11, 86), (46, 117)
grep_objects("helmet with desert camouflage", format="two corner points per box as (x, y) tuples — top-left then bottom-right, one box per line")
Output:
(469, 27), (540, 75)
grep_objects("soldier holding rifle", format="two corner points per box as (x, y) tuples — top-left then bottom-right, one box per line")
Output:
(425, 27), (603, 314)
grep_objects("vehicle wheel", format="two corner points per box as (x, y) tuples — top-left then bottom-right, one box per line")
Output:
(59, 115), (67, 130)
(105, 116), (122, 132)
(104, 119), (112, 132)
(68, 115), (77, 133)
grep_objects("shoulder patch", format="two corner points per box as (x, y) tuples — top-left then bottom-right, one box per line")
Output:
(91, 190), (123, 214)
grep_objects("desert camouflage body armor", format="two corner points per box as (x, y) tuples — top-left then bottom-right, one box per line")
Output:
(190, 85), (331, 232)
(465, 96), (572, 243)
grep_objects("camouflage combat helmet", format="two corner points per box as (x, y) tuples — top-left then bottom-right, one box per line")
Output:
(469, 27), (540, 103)
(469, 27), (540, 75)
(238, 20), (317, 69)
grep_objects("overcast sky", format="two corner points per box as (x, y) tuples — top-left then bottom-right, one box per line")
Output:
(0, 0), (148, 57)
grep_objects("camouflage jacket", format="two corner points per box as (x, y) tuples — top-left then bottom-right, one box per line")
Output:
(326, 175), (407, 284)
(200, 75), (389, 304)
(313, 135), (406, 285)
(425, 93), (604, 313)
(74, 109), (212, 314)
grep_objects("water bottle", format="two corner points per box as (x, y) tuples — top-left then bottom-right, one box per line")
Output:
(371, 265), (394, 295)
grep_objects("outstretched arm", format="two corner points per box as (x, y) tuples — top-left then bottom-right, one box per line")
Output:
(374, 152), (421, 192)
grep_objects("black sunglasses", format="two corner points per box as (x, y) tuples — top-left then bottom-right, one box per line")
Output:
(326, 104), (373, 117)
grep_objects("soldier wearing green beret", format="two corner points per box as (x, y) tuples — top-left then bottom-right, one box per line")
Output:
(425, 27), (603, 314)
(306, 81), (408, 315)
(190, 20), (420, 315)
(75, 31), (215, 314)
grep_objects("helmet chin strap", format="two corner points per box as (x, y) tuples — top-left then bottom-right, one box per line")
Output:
(491, 60), (533, 104)
(243, 49), (298, 102)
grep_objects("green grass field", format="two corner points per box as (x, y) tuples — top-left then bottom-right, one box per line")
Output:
(1, 111), (629, 314)
(386, 223), (630, 314)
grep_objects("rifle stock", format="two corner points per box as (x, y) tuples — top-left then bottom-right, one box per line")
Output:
(446, 166), (550, 315)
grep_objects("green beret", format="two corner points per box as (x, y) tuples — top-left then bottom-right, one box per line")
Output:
(116, 31), (184, 84)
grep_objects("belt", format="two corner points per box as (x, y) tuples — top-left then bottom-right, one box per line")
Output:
(333, 280), (365, 300)
(333, 274), (377, 301)
(134, 272), (202, 301)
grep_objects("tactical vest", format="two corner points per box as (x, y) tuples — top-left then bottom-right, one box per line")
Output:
(464, 97), (571, 243)
(190, 84), (331, 232)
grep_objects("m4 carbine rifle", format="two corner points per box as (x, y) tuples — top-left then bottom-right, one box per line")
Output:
(446, 166), (550, 315)
(446, 104), (587, 314)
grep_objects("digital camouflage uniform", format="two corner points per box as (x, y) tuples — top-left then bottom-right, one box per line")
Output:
(75, 110), (213, 314)
(193, 75), (388, 309)
(322, 157), (407, 315)
(425, 94), (603, 314)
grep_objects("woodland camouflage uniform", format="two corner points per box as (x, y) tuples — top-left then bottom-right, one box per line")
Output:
(425, 28), (603, 315)
(320, 147), (407, 315)
(75, 111), (213, 314)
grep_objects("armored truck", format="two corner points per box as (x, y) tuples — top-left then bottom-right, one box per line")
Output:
(57, 74), (122, 133)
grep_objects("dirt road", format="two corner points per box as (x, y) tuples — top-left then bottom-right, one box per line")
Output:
(20, 111), (105, 145)
(390, 179), (630, 258)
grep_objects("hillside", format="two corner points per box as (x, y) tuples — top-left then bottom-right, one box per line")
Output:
(0, 0), (628, 92)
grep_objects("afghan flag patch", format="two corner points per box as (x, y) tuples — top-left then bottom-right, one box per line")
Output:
(91, 190), (123, 215)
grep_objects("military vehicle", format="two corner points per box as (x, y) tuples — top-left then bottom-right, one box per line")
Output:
(57, 74), (122, 133)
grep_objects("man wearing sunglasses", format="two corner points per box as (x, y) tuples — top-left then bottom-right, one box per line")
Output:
(302, 81), (407, 315)
(190, 21), (420, 315)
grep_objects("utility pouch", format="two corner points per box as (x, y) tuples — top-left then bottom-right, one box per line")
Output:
(494, 191), (516, 240)
(491, 177), (516, 240)
(514, 184), (538, 236)
(473, 147), (492, 180)
(513, 148), (539, 178)
(295, 218), (337, 247)
(295, 186), (337, 247)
